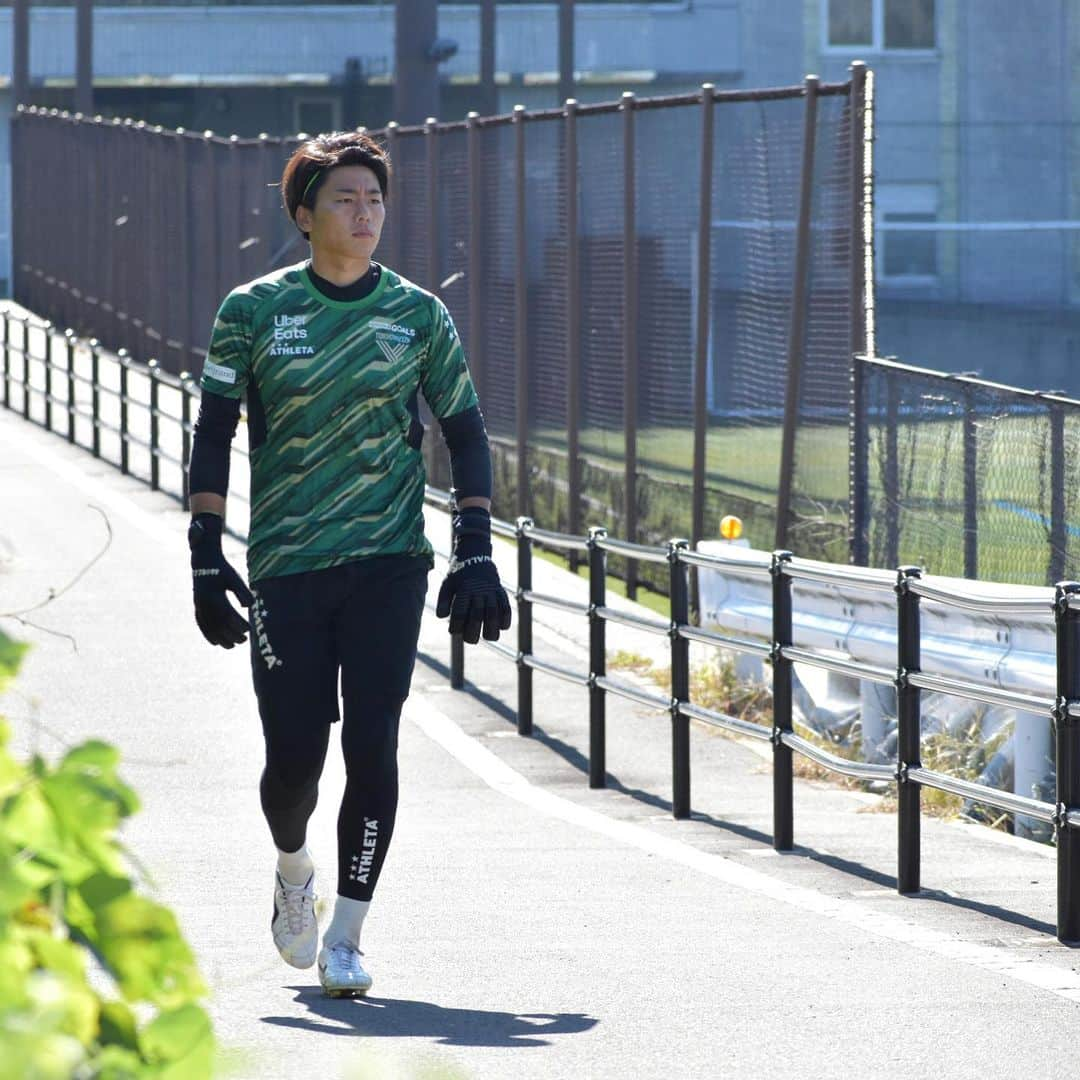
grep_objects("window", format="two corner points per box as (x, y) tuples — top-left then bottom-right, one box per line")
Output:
(294, 97), (340, 137)
(877, 184), (938, 284)
(825, 0), (935, 51)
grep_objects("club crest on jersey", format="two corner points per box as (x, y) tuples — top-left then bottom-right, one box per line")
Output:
(371, 318), (415, 364)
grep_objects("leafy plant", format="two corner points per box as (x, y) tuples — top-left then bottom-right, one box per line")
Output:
(0, 628), (215, 1078)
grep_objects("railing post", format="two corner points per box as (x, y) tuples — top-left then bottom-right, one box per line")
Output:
(90, 340), (101, 458)
(2, 312), (10, 410)
(516, 516), (534, 736)
(43, 322), (53, 431)
(466, 111), (485, 405)
(669, 538), (691, 819)
(896, 565), (923, 894)
(148, 359), (160, 491)
(65, 329), (76, 442)
(449, 499), (464, 689)
(21, 319), (31, 421)
(849, 61), (870, 567)
(962, 386), (977, 579)
(771, 549), (794, 850)
(588, 526), (608, 788)
(1053, 581), (1080, 942)
(180, 371), (193, 511)
(118, 349), (130, 475)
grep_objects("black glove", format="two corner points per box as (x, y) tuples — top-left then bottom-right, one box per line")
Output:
(436, 506), (513, 644)
(188, 512), (253, 648)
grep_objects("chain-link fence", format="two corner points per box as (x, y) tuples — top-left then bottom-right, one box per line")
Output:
(857, 355), (1080, 587)
(12, 71), (867, 597)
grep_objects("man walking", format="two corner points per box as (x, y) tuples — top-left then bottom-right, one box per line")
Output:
(186, 130), (511, 997)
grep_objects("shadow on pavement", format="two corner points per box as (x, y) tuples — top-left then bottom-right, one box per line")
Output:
(414, 653), (1059, 939)
(263, 990), (598, 1046)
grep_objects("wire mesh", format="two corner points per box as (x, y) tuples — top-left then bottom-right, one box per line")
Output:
(863, 359), (1080, 585)
(789, 89), (855, 563)
(389, 130), (429, 289)
(576, 108), (624, 538)
(704, 96), (803, 553)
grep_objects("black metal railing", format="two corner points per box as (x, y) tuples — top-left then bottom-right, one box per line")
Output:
(5, 306), (1080, 943)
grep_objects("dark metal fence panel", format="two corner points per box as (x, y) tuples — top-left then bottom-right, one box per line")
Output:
(13, 79), (863, 594)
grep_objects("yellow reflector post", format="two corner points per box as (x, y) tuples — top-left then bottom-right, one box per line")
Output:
(719, 515), (743, 541)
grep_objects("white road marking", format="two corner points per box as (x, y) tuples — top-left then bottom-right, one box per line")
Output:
(1, 417), (182, 547)
(407, 695), (1080, 1005)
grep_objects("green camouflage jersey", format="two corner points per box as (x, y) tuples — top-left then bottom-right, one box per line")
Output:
(199, 262), (477, 583)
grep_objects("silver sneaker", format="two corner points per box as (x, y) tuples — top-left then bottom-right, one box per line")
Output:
(271, 872), (318, 969)
(318, 941), (373, 998)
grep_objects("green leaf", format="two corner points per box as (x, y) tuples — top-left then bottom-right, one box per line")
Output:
(60, 741), (120, 773)
(139, 1003), (215, 1078)
(24, 968), (100, 1048)
(98, 998), (139, 1051)
(93, 893), (204, 1008)
(86, 1042), (145, 1079)
(0, 631), (28, 693)
(27, 927), (87, 982)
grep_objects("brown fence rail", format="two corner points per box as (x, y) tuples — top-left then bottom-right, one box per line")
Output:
(12, 70), (868, 599)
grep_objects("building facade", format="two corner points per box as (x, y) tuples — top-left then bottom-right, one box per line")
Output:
(2, 0), (1077, 391)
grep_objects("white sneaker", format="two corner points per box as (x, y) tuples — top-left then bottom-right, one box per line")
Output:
(271, 872), (318, 969)
(318, 941), (373, 998)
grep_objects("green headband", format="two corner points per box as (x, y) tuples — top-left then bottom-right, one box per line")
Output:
(301, 169), (322, 204)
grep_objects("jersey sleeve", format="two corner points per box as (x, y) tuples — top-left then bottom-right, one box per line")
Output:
(200, 290), (254, 399)
(420, 297), (479, 420)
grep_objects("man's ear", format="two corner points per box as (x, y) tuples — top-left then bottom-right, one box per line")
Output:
(294, 205), (313, 234)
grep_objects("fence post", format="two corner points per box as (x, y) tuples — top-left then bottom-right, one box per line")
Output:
(516, 516), (534, 736)
(180, 372), (193, 511)
(849, 61), (870, 566)
(896, 565), (923, 894)
(65, 329), (76, 442)
(669, 539), (691, 819)
(1050, 403), (1066, 584)
(621, 90), (639, 600)
(962, 385), (977, 579)
(466, 112), (485, 406)
(692, 85), (715, 582)
(90, 340), (101, 458)
(43, 323), (53, 431)
(775, 75), (820, 552)
(513, 104), (529, 520)
(1054, 582), (1080, 941)
(118, 349), (130, 475)
(148, 359), (160, 491)
(588, 526), (608, 788)
(771, 549), (794, 850)
(425, 116), (439, 292)
(884, 369), (900, 567)
(565, 97), (582, 571)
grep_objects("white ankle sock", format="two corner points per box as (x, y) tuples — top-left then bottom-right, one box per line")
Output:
(276, 845), (314, 887)
(324, 896), (370, 950)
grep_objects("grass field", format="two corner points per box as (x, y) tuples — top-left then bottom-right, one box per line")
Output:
(517, 408), (1078, 585)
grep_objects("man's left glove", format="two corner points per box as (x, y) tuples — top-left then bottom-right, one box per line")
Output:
(188, 511), (253, 649)
(436, 506), (513, 644)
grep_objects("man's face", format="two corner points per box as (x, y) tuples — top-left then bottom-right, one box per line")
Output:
(295, 164), (385, 263)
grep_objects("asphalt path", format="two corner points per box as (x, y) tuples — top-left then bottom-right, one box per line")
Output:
(4, 406), (1080, 1080)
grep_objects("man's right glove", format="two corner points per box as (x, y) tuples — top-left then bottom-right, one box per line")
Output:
(188, 512), (253, 648)
(436, 506), (513, 644)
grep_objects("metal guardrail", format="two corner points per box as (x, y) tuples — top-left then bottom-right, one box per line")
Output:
(6, 305), (1080, 944)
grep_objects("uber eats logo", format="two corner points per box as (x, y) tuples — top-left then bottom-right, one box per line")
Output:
(270, 313), (315, 357)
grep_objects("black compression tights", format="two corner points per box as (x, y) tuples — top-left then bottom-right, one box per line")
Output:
(250, 556), (428, 901)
